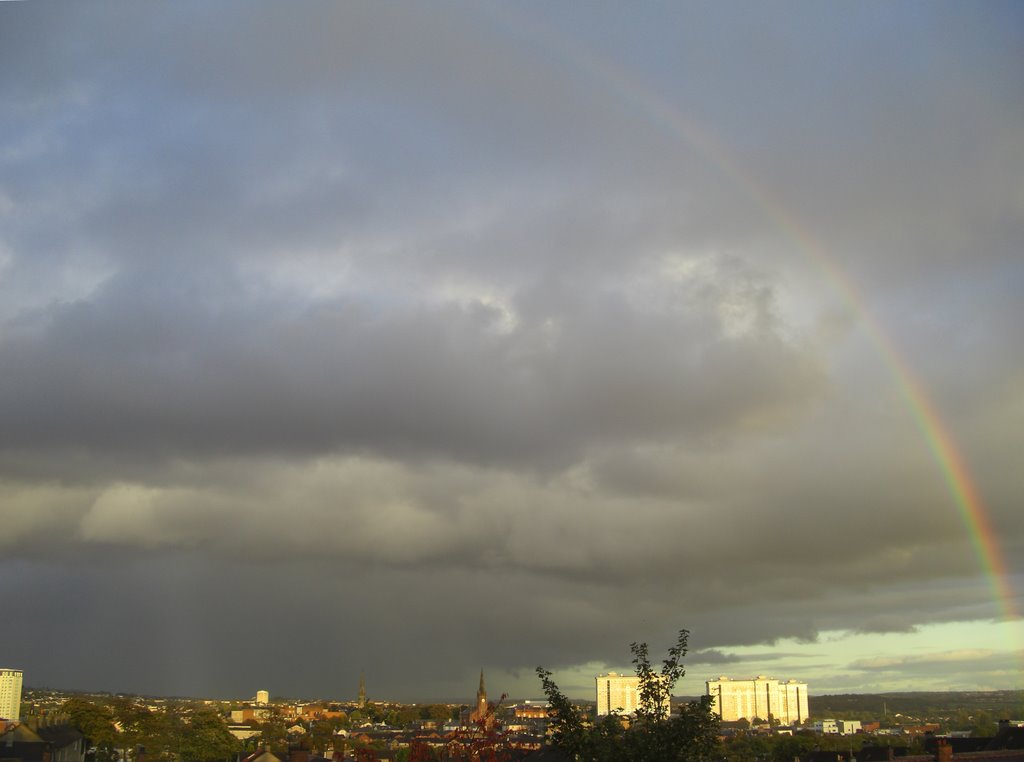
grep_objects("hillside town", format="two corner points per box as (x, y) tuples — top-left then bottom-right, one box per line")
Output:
(2, 666), (1021, 762)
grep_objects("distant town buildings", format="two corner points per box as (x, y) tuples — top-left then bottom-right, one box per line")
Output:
(812, 719), (839, 734)
(706, 675), (809, 725)
(230, 706), (270, 722)
(0, 669), (22, 722)
(231, 690), (272, 723)
(513, 701), (549, 720)
(804, 719), (859, 735)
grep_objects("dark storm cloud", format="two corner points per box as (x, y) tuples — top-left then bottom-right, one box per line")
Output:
(0, 1), (1022, 699)
(0, 258), (823, 463)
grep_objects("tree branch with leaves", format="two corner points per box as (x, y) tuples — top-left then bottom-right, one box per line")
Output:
(537, 628), (720, 762)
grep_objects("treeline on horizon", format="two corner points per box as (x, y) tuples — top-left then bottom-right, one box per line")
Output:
(806, 690), (1023, 720)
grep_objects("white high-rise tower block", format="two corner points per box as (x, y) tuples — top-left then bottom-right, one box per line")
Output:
(705, 676), (808, 725)
(0, 668), (23, 722)
(595, 672), (671, 718)
(596, 672), (640, 716)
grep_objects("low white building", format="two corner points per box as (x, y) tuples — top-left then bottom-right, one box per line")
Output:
(837, 720), (862, 735)
(812, 719), (839, 734)
(228, 725), (262, 741)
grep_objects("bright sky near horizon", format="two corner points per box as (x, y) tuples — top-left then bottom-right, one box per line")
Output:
(0, 1), (1021, 702)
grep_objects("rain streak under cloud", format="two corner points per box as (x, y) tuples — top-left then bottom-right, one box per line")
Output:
(0, 1), (1022, 701)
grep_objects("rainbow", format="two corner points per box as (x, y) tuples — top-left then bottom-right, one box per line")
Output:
(487, 6), (1020, 631)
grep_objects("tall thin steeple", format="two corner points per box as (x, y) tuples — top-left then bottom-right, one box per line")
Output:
(358, 672), (366, 708)
(476, 669), (487, 717)
(468, 668), (494, 728)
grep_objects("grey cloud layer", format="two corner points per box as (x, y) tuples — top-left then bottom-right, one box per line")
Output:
(0, 1), (1021, 699)
(0, 256), (822, 463)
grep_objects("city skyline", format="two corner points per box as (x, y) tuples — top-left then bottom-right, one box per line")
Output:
(8, 659), (1024, 705)
(0, 2), (1021, 701)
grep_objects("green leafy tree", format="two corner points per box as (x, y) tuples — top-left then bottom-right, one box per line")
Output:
(258, 717), (289, 750)
(536, 668), (588, 759)
(309, 717), (346, 753)
(179, 706), (241, 762)
(419, 705), (451, 723)
(769, 734), (819, 762)
(63, 698), (119, 762)
(723, 733), (772, 762)
(537, 628), (720, 762)
(387, 706), (420, 727)
(963, 709), (997, 737)
(112, 700), (179, 762)
(631, 636), (676, 726)
(586, 715), (627, 762)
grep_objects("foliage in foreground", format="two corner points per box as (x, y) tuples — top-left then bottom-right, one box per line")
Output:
(537, 628), (720, 762)
(62, 698), (241, 762)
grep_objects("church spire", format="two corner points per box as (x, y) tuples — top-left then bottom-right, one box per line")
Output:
(476, 669), (487, 716)
(358, 672), (366, 708)
(471, 669), (491, 728)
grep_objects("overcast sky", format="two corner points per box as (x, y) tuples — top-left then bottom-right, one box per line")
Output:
(1, 1), (1022, 703)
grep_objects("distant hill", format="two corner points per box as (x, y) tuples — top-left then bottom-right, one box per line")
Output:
(671, 690), (1023, 719)
(809, 690), (1023, 720)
